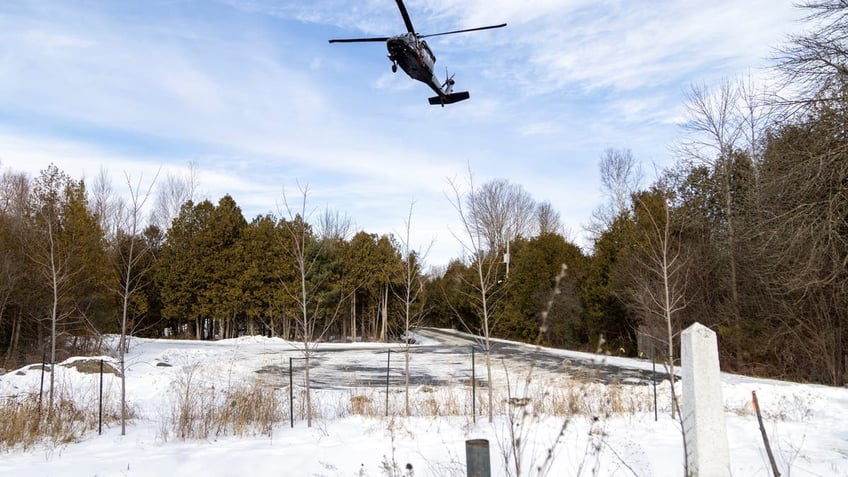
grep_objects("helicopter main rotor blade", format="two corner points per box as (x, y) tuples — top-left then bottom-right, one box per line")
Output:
(396, 0), (416, 35)
(328, 37), (391, 43)
(419, 23), (507, 39)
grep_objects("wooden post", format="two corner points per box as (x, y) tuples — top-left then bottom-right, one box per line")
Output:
(752, 391), (780, 477)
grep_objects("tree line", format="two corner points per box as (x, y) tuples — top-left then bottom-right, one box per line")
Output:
(0, 1), (845, 387)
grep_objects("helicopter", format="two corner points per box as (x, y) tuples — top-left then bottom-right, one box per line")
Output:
(329, 0), (506, 106)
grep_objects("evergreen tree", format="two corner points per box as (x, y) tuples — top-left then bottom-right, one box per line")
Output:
(498, 233), (586, 348)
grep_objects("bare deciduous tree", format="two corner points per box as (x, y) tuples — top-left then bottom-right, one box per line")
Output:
(625, 189), (688, 418)
(736, 72), (775, 167)
(757, 109), (848, 385)
(315, 206), (353, 242)
(467, 178), (536, 279)
(776, 1), (848, 108)
(535, 201), (562, 236)
(151, 162), (200, 230)
(678, 81), (746, 362)
(394, 201), (432, 416)
(446, 172), (506, 423)
(28, 166), (79, 418)
(0, 169), (29, 366)
(765, 0), (848, 387)
(114, 170), (159, 435)
(90, 166), (125, 240)
(279, 183), (342, 427)
(588, 148), (642, 238)
(600, 148), (642, 214)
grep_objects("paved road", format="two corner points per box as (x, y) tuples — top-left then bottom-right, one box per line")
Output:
(415, 327), (669, 385)
(257, 327), (669, 390)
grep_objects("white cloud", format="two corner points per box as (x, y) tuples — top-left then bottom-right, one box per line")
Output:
(0, 0), (813, 266)
(518, 121), (560, 137)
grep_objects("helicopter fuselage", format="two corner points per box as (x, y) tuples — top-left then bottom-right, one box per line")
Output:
(328, 0), (502, 105)
(387, 33), (444, 97)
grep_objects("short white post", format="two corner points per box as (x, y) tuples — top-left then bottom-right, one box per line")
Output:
(681, 322), (731, 476)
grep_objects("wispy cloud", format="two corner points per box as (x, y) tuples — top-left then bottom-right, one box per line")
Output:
(0, 0), (810, 264)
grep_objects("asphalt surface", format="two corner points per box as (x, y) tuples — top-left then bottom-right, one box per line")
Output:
(256, 327), (670, 390)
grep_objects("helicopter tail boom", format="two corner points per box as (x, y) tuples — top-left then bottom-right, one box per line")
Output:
(428, 91), (470, 106)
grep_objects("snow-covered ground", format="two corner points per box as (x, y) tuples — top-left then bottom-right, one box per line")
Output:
(1, 332), (846, 476)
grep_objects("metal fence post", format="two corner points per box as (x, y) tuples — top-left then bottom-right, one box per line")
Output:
(471, 347), (476, 423)
(385, 349), (391, 417)
(465, 439), (491, 477)
(652, 346), (657, 422)
(99, 359), (104, 435)
(289, 356), (294, 428)
(38, 350), (45, 412)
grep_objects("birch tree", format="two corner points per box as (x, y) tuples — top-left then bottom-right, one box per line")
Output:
(279, 184), (339, 427)
(447, 173), (505, 423)
(394, 201), (431, 416)
(114, 170), (159, 435)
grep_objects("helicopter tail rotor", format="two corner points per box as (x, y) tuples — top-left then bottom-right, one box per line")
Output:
(441, 67), (456, 94)
(429, 67), (467, 106)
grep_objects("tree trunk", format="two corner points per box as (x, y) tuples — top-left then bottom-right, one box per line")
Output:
(380, 286), (388, 342)
(351, 294), (356, 343)
(4, 309), (21, 367)
(486, 347), (494, 423)
(372, 307), (378, 341)
(50, 260), (57, 420)
(723, 168), (742, 370)
(834, 310), (845, 386)
(404, 347), (410, 416)
(305, 352), (312, 427)
(120, 346), (127, 435)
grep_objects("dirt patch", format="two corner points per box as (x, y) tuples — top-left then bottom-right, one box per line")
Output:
(14, 364), (51, 375)
(62, 359), (121, 376)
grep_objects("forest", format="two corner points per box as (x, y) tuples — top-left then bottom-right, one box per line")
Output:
(0, 1), (845, 387)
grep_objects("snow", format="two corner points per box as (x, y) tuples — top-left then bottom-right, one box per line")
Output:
(1, 332), (846, 477)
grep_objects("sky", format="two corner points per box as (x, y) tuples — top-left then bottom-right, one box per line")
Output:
(0, 0), (808, 266)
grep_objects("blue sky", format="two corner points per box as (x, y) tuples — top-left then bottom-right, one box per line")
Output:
(0, 0), (805, 266)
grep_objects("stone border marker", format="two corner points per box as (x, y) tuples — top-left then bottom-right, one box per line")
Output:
(681, 322), (731, 476)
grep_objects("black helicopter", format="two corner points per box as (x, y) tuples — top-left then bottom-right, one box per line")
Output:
(329, 0), (506, 106)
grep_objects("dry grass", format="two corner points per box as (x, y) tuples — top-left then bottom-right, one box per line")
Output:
(0, 387), (129, 451)
(350, 394), (376, 415)
(311, 376), (658, 422)
(159, 366), (285, 441)
(0, 395), (44, 450)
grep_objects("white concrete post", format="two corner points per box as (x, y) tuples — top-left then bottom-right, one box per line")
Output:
(681, 322), (731, 477)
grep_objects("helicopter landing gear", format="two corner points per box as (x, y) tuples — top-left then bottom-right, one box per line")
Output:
(392, 62), (398, 73)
